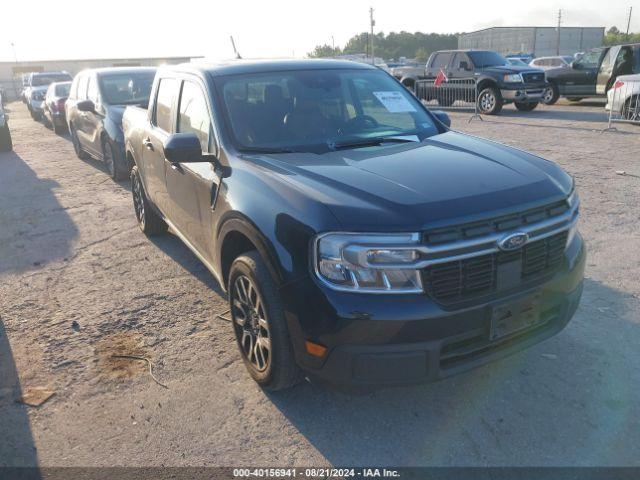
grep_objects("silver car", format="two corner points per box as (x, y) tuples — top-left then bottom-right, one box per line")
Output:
(606, 74), (640, 122)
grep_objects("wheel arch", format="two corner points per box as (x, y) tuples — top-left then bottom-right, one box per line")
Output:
(217, 214), (284, 291)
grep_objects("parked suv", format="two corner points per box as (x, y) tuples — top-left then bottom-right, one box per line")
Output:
(423, 50), (548, 114)
(66, 67), (156, 180)
(124, 60), (584, 391)
(543, 44), (640, 104)
(24, 71), (72, 120)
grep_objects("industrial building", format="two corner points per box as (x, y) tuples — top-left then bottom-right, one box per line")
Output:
(458, 27), (605, 57)
(0, 56), (200, 100)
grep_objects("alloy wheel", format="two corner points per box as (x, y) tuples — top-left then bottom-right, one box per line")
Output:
(542, 87), (554, 104)
(132, 173), (146, 229)
(231, 275), (271, 372)
(479, 91), (496, 112)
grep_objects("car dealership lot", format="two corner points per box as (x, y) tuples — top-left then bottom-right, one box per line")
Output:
(1, 101), (639, 467)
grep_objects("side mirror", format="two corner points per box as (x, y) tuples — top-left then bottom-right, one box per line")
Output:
(163, 133), (204, 163)
(432, 110), (451, 127)
(76, 99), (95, 113)
(571, 62), (581, 70)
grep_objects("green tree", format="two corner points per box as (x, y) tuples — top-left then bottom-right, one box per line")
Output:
(307, 44), (342, 58)
(604, 26), (640, 45)
(308, 31), (458, 60)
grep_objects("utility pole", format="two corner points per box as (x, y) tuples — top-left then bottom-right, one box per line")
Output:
(230, 36), (241, 59)
(556, 9), (562, 55)
(626, 7), (633, 39)
(369, 7), (375, 63)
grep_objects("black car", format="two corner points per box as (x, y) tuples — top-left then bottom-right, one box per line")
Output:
(123, 60), (584, 391)
(66, 67), (157, 180)
(43, 81), (72, 134)
(543, 44), (640, 104)
(421, 50), (548, 114)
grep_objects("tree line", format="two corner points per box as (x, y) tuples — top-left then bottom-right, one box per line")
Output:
(309, 28), (640, 61)
(308, 31), (458, 61)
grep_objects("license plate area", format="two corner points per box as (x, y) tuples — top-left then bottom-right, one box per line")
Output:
(489, 293), (543, 341)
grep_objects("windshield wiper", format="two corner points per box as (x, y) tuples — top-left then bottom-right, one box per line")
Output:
(328, 136), (418, 151)
(238, 146), (299, 154)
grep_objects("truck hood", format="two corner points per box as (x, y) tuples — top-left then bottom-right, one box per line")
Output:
(482, 65), (543, 75)
(247, 131), (573, 230)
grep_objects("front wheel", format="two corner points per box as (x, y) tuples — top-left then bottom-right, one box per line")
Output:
(477, 87), (503, 115)
(542, 84), (559, 105)
(130, 165), (167, 236)
(229, 251), (303, 391)
(103, 139), (127, 181)
(70, 125), (89, 160)
(514, 101), (539, 112)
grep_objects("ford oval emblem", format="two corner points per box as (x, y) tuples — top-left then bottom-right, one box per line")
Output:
(498, 232), (529, 251)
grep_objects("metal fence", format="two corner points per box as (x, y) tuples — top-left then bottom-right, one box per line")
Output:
(605, 80), (640, 131)
(414, 77), (481, 120)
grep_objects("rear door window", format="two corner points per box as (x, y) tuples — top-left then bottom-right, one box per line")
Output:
(154, 78), (178, 133)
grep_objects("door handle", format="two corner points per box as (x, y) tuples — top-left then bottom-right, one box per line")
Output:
(143, 138), (154, 151)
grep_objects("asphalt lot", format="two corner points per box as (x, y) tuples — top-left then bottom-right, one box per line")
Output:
(1, 100), (639, 467)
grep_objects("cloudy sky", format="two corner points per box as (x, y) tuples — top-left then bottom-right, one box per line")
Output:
(0, 0), (636, 61)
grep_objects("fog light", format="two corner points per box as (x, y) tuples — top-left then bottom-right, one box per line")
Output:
(305, 341), (327, 357)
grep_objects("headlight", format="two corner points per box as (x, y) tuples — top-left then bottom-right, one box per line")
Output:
(313, 233), (423, 293)
(503, 74), (523, 83)
(566, 189), (580, 248)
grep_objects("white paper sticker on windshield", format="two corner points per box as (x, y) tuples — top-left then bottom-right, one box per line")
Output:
(373, 91), (416, 113)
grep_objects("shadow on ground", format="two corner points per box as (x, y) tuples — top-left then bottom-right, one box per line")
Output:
(149, 234), (225, 296)
(499, 106), (608, 123)
(268, 278), (640, 466)
(0, 319), (40, 473)
(0, 152), (78, 274)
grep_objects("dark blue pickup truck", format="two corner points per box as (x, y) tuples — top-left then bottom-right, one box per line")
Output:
(123, 59), (584, 391)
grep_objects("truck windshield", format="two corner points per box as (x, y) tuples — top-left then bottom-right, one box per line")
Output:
(468, 51), (508, 68)
(216, 68), (439, 154)
(98, 72), (156, 106)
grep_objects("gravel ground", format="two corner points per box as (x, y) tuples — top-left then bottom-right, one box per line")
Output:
(1, 100), (639, 468)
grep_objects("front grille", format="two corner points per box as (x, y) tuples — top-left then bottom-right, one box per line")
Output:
(423, 231), (568, 304)
(423, 200), (569, 244)
(522, 72), (546, 84)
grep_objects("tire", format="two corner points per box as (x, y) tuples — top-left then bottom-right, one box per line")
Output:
(514, 101), (539, 112)
(542, 83), (559, 105)
(477, 86), (503, 115)
(567, 97), (584, 102)
(0, 125), (12, 152)
(103, 138), (127, 181)
(30, 108), (42, 121)
(229, 251), (303, 391)
(52, 120), (64, 135)
(70, 124), (89, 160)
(130, 165), (167, 236)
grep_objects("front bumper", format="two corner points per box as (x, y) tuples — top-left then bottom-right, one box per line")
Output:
(281, 234), (585, 387)
(501, 85), (547, 103)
